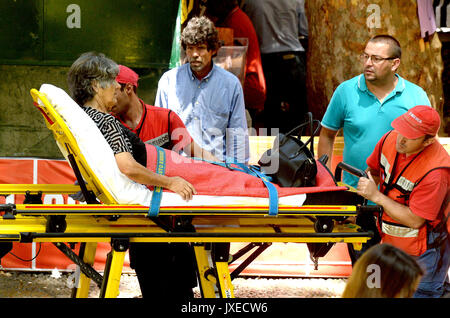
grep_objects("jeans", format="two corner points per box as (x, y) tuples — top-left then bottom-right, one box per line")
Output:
(414, 230), (450, 298)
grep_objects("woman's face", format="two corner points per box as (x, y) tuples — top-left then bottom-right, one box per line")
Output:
(95, 80), (121, 112)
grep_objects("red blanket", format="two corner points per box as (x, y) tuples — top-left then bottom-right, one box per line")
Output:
(145, 144), (346, 197)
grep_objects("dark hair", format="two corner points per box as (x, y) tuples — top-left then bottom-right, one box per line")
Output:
(368, 35), (402, 59)
(422, 134), (436, 143)
(342, 244), (424, 298)
(67, 52), (119, 105)
(181, 16), (220, 52)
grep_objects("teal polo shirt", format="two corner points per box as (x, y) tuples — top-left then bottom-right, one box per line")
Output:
(321, 74), (431, 188)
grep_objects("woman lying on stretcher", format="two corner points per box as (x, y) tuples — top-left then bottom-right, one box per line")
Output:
(67, 52), (198, 201)
(66, 52), (334, 203)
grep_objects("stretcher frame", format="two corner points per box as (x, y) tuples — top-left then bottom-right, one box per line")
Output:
(0, 88), (375, 298)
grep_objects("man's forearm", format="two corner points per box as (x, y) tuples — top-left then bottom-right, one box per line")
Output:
(318, 135), (335, 170)
(357, 174), (425, 229)
(186, 141), (220, 162)
(369, 191), (425, 229)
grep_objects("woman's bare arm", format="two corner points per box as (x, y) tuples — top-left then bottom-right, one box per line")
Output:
(114, 152), (197, 201)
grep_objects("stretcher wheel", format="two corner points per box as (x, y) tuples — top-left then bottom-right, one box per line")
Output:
(314, 217), (334, 233)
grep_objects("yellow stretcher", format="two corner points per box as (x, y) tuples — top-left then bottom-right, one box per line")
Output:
(0, 88), (375, 298)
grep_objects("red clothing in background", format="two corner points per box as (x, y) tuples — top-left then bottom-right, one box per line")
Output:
(223, 7), (266, 111)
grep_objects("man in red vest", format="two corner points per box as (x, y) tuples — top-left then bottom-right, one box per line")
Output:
(357, 105), (449, 297)
(112, 65), (218, 300)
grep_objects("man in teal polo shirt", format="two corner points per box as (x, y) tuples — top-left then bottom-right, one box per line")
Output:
(318, 35), (431, 261)
(318, 35), (430, 188)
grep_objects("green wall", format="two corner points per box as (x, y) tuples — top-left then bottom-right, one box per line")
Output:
(0, 65), (166, 158)
(0, 0), (177, 158)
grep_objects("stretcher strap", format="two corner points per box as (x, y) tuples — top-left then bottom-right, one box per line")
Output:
(194, 157), (279, 216)
(248, 166), (279, 216)
(148, 146), (166, 217)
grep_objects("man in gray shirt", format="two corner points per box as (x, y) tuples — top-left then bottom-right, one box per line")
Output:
(242, 0), (308, 133)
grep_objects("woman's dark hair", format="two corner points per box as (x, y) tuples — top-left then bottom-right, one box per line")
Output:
(342, 243), (424, 298)
(67, 52), (119, 105)
(180, 16), (220, 52)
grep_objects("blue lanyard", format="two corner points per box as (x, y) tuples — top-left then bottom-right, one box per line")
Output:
(148, 146), (166, 217)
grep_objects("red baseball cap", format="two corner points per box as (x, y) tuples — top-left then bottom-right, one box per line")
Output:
(391, 105), (440, 139)
(116, 65), (139, 87)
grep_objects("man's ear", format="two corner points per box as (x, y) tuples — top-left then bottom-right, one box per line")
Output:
(126, 83), (136, 95)
(391, 58), (401, 72)
(211, 48), (218, 58)
(423, 136), (435, 147)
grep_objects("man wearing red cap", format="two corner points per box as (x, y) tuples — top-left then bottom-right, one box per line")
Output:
(357, 105), (449, 298)
(114, 65), (218, 161)
(113, 65), (218, 300)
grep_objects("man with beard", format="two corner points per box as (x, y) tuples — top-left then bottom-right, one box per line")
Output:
(317, 35), (431, 260)
(155, 16), (249, 164)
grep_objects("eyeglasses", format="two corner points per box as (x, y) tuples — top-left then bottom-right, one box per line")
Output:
(359, 53), (397, 64)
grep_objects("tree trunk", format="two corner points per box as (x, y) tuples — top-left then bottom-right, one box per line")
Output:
(305, 0), (445, 135)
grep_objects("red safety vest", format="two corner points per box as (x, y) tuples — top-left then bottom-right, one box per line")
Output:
(378, 130), (450, 256)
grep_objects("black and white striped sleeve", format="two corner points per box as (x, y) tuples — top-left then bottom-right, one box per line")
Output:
(83, 107), (133, 155)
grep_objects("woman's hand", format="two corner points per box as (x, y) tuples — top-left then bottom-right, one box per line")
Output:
(167, 176), (197, 201)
